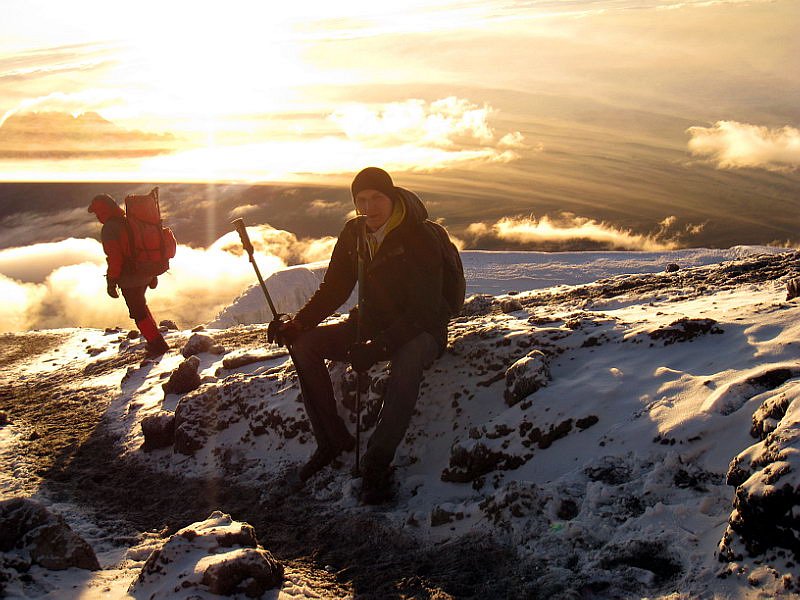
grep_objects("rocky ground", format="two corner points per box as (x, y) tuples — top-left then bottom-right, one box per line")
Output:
(0, 329), (524, 599)
(3, 251), (800, 599)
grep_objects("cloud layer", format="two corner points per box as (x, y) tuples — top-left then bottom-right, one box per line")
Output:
(687, 121), (800, 172)
(465, 213), (704, 252)
(0, 110), (177, 159)
(136, 96), (524, 181)
(0, 224), (337, 333)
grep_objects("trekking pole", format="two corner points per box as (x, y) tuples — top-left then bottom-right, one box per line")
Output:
(233, 218), (331, 484)
(354, 217), (368, 476)
(232, 218), (279, 319)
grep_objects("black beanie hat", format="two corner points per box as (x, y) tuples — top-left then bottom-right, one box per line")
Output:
(351, 167), (396, 203)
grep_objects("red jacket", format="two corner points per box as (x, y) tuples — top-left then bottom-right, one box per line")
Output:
(92, 201), (152, 288)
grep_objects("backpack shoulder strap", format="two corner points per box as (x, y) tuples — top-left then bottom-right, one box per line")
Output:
(122, 215), (136, 259)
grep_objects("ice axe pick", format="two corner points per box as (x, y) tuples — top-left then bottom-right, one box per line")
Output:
(232, 218), (279, 320)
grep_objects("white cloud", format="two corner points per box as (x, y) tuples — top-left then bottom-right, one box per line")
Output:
(687, 120), (800, 172)
(0, 224), (337, 333)
(143, 135), (521, 181)
(298, 236), (338, 263)
(307, 199), (345, 216)
(0, 90), (122, 128)
(331, 97), (498, 147)
(465, 213), (703, 251)
(0, 237), (103, 283)
(0, 207), (97, 248)
(228, 204), (259, 218)
(0, 273), (46, 332)
(498, 131), (526, 148)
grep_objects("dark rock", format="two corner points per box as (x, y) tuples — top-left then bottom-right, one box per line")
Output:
(127, 330), (140, 339)
(181, 333), (215, 358)
(479, 481), (545, 525)
(598, 540), (682, 585)
(673, 468), (711, 491)
(585, 459), (632, 485)
(504, 350), (550, 406)
(716, 368), (799, 417)
(787, 277), (800, 301)
(0, 411), (7, 427)
(528, 419), (573, 449)
(557, 498), (580, 521)
(486, 424), (515, 439)
(430, 507), (456, 527)
(581, 336), (602, 347)
(131, 511), (282, 597)
(191, 325), (206, 332)
(222, 351), (281, 370)
(162, 356), (201, 395)
(648, 318), (723, 345)
(201, 547), (283, 597)
(751, 391), (793, 440)
(576, 415), (599, 430)
(141, 412), (176, 451)
(172, 374), (307, 455)
(0, 498), (99, 571)
(441, 442), (527, 483)
(461, 294), (496, 316)
(499, 298), (523, 314)
(159, 319), (179, 330)
(173, 386), (229, 455)
(665, 263), (680, 273)
(214, 522), (258, 548)
(720, 428), (800, 559)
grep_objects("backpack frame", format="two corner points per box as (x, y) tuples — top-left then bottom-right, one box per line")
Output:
(123, 187), (176, 277)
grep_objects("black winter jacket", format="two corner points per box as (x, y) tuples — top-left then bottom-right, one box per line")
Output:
(295, 188), (449, 353)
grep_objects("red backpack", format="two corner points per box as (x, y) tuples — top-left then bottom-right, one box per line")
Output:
(124, 187), (177, 277)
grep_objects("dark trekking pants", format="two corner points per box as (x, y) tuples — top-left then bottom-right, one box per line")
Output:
(121, 286), (149, 321)
(291, 321), (439, 472)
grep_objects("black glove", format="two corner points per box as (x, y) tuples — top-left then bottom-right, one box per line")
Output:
(267, 315), (304, 347)
(106, 278), (119, 299)
(149, 277), (158, 289)
(348, 340), (387, 373)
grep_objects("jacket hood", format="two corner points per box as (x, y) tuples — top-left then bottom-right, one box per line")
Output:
(395, 187), (428, 224)
(88, 194), (124, 224)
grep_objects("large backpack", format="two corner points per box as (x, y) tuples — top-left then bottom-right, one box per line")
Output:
(425, 220), (466, 318)
(124, 187), (177, 277)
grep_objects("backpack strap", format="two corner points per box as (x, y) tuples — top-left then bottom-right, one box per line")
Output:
(152, 187), (167, 261)
(121, 215), (139, 272)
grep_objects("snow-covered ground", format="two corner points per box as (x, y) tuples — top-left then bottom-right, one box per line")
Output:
(2, 246), (800, 599)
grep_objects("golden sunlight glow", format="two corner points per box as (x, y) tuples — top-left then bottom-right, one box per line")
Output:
(0, 0), (796, 182)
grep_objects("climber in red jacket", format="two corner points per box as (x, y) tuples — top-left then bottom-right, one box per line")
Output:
(88, 194), (169, 357)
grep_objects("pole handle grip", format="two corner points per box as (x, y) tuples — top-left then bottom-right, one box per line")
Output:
(232, 218), (254, 256)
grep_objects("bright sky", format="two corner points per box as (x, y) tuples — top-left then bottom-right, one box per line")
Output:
(0, 0), (797, 183)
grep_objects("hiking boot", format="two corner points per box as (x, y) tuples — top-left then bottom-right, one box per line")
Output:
(360, 465), (394, 505)
(335, 431), (356, 454)
(298, 446), (340, 481)
(145, 337), (169, 357)
(298, 434), (355, 482)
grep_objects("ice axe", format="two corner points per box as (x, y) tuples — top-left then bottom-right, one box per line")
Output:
(232, 218), (279, 320)
(233, 217), (346, 478)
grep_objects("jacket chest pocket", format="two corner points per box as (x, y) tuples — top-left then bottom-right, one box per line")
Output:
(367, 254), (413, 306)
